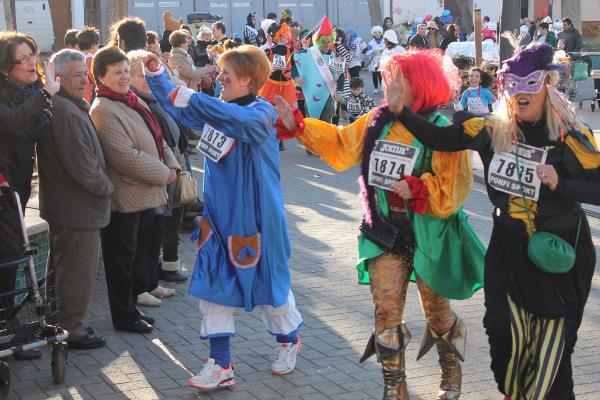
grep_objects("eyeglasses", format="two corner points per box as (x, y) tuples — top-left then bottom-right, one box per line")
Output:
(14, 54), (37, 65)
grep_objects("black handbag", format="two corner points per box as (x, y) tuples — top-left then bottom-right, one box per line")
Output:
(359, 216), (413, 254)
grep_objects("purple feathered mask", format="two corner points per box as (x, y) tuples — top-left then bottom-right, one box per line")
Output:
(498, 44), (564, 96)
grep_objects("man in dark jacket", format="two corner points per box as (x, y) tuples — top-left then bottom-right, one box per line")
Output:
(37, 49), (113, 350)
(558, 17), (582, 52)
(409, 24), (429, 48)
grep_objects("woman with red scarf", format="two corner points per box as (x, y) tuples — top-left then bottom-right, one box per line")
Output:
(90, 46), (179, 334)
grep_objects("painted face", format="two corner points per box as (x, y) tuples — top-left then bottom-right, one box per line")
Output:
(500, 70), (548, 97)
(217, 63), (250, 102)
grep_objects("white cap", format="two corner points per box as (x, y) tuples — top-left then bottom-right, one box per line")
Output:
(543, 16), (552, 23)
(371, 25), (383, 35)
(261, 19), (276, 34)
(519, 24), (529, 34)
(383, 30), (398, 44)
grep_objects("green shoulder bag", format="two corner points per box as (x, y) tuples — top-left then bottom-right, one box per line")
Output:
(515, 147), (581, 274)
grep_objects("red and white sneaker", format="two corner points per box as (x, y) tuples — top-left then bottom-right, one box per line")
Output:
(188, 358), (234, 390)
(271, 336), (301, 375)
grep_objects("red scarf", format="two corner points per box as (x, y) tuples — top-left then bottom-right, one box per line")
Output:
(95, 84), (164, 160)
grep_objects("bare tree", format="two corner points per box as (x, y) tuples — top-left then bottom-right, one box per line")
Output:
(84, 0), (101, 28)
(499, 0), (521, 64)
(446, 0), (473, 36)
(368, 0), (382, 27)
(561, 0), (581, 30)
(3, 0), (16, 31)
(107, 0), (128, 29)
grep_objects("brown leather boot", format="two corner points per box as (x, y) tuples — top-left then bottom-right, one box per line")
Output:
(416, 315), (466, 400)
(360, 324), (412, 400)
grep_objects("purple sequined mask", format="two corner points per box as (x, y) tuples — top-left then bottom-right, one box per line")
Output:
(500, 70), (549, 96)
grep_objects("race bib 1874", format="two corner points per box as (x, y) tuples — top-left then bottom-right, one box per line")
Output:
(368, 140), (420, 191)
(197, 123), (236, 162)
(487, 143), (548, 201)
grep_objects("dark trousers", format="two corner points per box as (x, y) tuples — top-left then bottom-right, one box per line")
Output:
(372, 71), (382, 89)
(0, 192), (25, 317)
(483, 220), (594, 400)
(101, 209), (154, 326)
(46, 225), (100, 340)
(349, 65), (361, 78)
(162, 207), (183, 262)
(134, 214), (165, 295)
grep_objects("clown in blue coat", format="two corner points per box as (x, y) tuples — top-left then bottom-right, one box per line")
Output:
(143, 46), (304, 391)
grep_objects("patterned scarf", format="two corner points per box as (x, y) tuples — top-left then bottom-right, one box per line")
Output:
(8, 80), (52, 126)
(96, 84), (164, 160)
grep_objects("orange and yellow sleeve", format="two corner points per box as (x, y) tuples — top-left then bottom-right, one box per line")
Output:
(297, 112), (370, 171)
(420, 150), (473, 218)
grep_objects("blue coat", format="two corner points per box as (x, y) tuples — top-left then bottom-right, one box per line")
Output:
(146, 71), (292, 311)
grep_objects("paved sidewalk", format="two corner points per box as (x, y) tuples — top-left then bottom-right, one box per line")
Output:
(5, 74), (600, 399)
(6, 139), (600, 400)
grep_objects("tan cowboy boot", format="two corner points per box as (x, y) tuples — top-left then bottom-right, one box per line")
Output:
(416, 315), (466, 400)
(360, 324), (412, 400)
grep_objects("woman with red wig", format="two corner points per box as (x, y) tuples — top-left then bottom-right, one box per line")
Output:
(275, 49), (485, 400)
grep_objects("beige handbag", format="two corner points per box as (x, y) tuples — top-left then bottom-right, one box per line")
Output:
(175, 171), (197, 205)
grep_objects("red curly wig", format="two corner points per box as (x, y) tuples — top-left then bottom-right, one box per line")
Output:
(387, 49), (453, 115)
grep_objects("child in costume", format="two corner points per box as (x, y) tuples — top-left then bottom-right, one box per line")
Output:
(365, 25), (385, 94)
(258, 20), (296, 151)
(276, 49), (485, 400)
(388, 43), (600, 400)
(454, 67), (495, 114)
(346, 77), (375, 123)
(293, 17), (348, 124)
(143, 45), (303, 391)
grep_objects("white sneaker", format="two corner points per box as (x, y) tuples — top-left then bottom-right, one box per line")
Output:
(373, 89), (379, 94)
(271, 336), (301, 375)
(137, 292), (161, 307)
(188, 358), (234, 390)
(150, 286), (176, 298)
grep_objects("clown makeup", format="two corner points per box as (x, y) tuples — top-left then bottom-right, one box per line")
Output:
(501, 70), (548, 97)
(217, 63), (250, 102)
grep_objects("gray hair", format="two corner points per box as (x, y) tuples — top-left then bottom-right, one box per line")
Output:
(50, 49), (86, 75)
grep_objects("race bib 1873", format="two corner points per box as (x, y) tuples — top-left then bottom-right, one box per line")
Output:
(368, 140), (420, 191)
(487, 143), (548, 201)
(197, 123), (236, 162)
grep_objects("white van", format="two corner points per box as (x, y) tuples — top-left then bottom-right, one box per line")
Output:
(7, 0), (55, 53)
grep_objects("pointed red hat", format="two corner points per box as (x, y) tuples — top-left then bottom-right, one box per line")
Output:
(313, 16), (333, 43)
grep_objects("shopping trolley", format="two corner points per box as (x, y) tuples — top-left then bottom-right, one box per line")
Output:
(0, 188), (68, 398)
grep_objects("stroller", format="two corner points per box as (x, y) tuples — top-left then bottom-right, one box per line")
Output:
(0, 188), (68, 398)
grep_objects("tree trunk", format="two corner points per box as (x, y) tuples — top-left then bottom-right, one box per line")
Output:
(446, 0), (473, 35)
(106, 0), (128, 29)
(561, 0), (581, 31)
(499, 0), (521, 64)
(367, 0), (382, 28)
(3, 0), (16, 31)
(84, 0), (101, 28)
